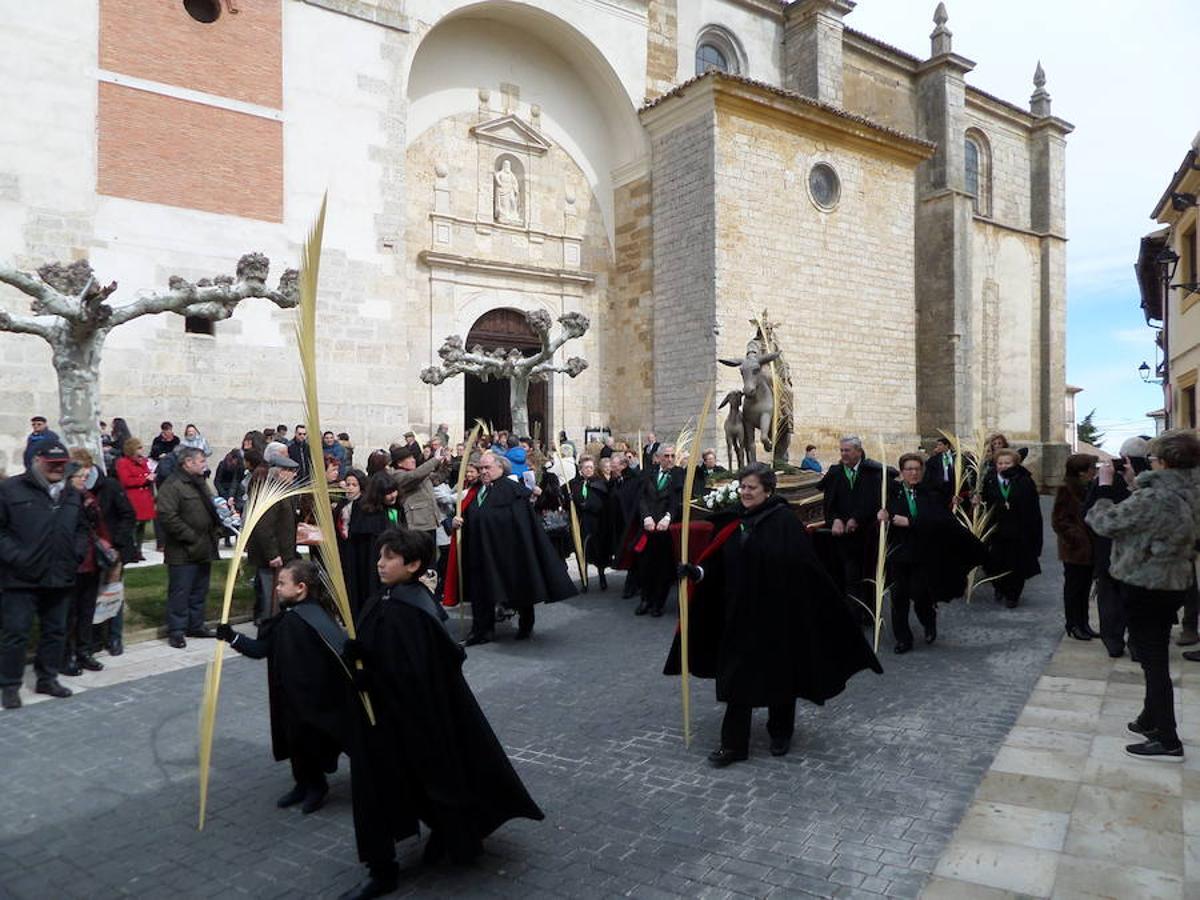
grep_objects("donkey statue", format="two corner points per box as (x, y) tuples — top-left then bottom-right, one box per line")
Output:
(718, 390), (746, 471)
(718, 349), (790, 464)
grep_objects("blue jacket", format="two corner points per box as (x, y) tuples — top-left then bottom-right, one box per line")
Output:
(506, 447), (529, 478)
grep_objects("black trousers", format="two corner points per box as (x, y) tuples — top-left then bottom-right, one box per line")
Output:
(468, 591), (534, 637)
(994, 571), (1027, 606)
(720, 701), (795, 754)
(65, 571), (101, 659)
(0, 588), (70, 687)
(640, 532), (675, 612)
(287, 730), (334, 789)
(1096, 573), (1128, 654)
(1181, 576), (1199, 635)
(1122, 580), (1184, 747)
(166, 562), (211, 635)
(1062, 563), (1093, 630)
(832, 533), (869, 621)
(891, 565), (935, 647)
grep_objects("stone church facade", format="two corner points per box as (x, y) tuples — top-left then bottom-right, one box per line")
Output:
(0, 0), (1071, 479)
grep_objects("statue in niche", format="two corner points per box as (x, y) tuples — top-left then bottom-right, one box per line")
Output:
(494, 158), (522, 225)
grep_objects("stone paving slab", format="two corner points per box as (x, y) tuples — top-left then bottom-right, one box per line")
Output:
(1, 507), (1072, 898)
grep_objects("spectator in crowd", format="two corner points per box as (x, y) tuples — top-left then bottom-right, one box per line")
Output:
(599, 435), (615, 459)
(242, 430), (267, 456)
(641, 431), (658, 471)
(334, 469), (378, 615)
(337, 432), (355, 471)
(391, 445), (445, 546)
(322, 431), (347, 477)
(275, 424), (289, 443)
(180, 424), (213, 459)
(106, 417), (133, 472)
(288, 425), (312, 483)
(403, 431), (422, 461)
(23, 415), (60, 470)
(698, 449), (728, 483)
(246, 446), (300, 624)
(1052, 453), (1099, 641)
(365, 449), (390, 476)
(90, 449), (136, 657)
(62, 453), (112, 676)
(115, 437), (155, 561)
(156, 446), (222, 649)
(435, 422), (451, 447)
(800, 444), (824, 474)
(0, 442), (85, 709)
(1086, 429), (1200, 761)
(149, 421), (180, 461)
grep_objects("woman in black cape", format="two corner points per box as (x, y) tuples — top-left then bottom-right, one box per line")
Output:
(568, 455), (612, 591)
(336, 470), (398, 616)
(980, 447), (1043, 608)
(667, 463), (883, 767)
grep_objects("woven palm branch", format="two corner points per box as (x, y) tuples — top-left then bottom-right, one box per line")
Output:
(872, 436), (889, 652)
(197, 474), (312, 830)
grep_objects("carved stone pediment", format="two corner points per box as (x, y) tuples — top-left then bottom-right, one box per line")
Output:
(470, 114), (552, 156)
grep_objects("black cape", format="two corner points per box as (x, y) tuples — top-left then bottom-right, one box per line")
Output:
(228, 600), (351, 771)
(460, 477), (577, 609)
(351, 582), (544, 863)
(885, 481), (989, 602)
(664, 495), (883, 707)
(569, 475), (611, 568)
(981, 465), (1043, 579)
(335, 499), (392, 616)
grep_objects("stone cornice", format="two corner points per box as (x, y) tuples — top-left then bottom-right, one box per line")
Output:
(419, 251), (595, 286)
(916, 52), (976, 77)
(843, 29), (919, 73)
(298, 0), (409, 32)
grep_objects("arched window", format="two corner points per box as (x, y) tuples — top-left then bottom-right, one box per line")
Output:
(695, 26), (744, 77)
(964, 129), (992, 217)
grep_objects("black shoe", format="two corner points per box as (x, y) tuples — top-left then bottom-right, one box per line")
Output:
(1103, 642), (1124, 659)
(76, 652), (104, 672)
(769, 737), (791, 757)
(338, 875), (398, 900)
(599, 574), (608, 591)
(514, 629), (532, 641)
(651, 607), (664, 618)
(107, 638), (124, 657)
(1, 687), (20, 709)
(1066, 625), (1092, 641)
(61, 656), (83, 677)
(168, 633), (187, 649)
(634, 601), (650, 616)
(463, 632), (493, 647)
(186, 627), (217, 639)
(1128, 719), (1159, 738)
(301, 783), (328, 814)
(1184, 650), (1200, 663)
(707, 747), (748, 768)
(1125, 739), (1183, 762)
(35, 680), (72, 699)
(924, 624), (937, 645)
(277, 783), (306, 808)
(893, 642), (912, 655)
(1081, 624), (1100, 639)
(422, 830), (446, 865)
(621, 586), (637, 599)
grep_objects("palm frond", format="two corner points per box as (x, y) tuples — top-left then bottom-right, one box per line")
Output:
(872, 435), (889, 653)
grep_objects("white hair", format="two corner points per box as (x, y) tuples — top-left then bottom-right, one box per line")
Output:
(839, 435), (863, 450)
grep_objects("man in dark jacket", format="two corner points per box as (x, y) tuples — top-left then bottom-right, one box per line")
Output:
(818, 436), (886, 622)
(636, 444), (685, 617)
(157, 447), (221, 648)
(22, 415), (61, 470)
(922, 435), (958, 501)
(0, 442), (86, 709)
(287, 424), (312, 484)
(149, 421), (180, 461)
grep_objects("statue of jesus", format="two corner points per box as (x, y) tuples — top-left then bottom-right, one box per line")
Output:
(494, 159), (521, 225)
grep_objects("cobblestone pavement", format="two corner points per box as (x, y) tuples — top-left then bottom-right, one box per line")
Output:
(0, 510), (1068, 899)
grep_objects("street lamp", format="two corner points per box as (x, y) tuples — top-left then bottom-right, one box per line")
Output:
(1139, 361), (1152, 382)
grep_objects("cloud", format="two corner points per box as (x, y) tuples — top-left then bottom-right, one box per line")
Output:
(1110, 327), (1155, 345)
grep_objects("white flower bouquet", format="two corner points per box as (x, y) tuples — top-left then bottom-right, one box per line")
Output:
(702, 479), (740, 510)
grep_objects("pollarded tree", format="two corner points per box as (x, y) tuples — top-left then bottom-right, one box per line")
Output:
(0, 254), (298, 470)
(419, 309), (589, 437)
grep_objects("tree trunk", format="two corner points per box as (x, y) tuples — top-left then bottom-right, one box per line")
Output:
(509, 373), (531, 438)
(51, 329), (107, 473)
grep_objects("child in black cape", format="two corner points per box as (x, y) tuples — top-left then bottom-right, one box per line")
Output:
(339, 528), (544, 900)
(216, 559), (351, 814)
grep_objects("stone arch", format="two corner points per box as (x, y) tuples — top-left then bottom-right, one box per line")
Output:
(462, 306), (549, 437)
(695, 24), (747, 76)
(405, 1), (648, 245)
(964, 127), (992, 217)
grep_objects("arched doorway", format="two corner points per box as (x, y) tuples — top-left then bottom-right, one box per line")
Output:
(464, 308), (548, 439)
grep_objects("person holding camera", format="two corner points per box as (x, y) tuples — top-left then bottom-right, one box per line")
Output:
(1085, 429), (1200, 761)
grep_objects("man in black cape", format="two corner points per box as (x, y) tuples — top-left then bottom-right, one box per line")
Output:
(451, 451), (576, 645)
(341, 528), (544, 900)
(216, 559), (350, 814)
(818, 435), (887, 623)
(637, 444), (686, 617)
(665, 464), (882, 766)
(608, 454), (645, 599)
(568, 456), (612, 591)
(881, 454), (988, 653)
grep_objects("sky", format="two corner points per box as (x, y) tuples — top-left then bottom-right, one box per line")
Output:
(848, 0), (1200, 451)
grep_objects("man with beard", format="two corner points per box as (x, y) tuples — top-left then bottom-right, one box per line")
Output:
(637, 444), (685, 617)
(450, 451), (576, 644)
(568, 455), (611, 591)
(216, 559), (349, 815)
(818, 435), (886, 623)
(339, 528), (544, 900)
(668, 463), (882, 765)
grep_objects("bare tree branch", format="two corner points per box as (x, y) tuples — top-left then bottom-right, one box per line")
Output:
(0, 265), (77, 321)
(0, 306), (54, 339)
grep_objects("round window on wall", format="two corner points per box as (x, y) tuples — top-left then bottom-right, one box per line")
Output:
(696, 43), (729, 75)
(808, 162), (841, 211)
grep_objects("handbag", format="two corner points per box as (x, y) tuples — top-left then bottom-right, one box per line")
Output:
(93, 579), (124, 624)
(94, 536), (119, 570)
(541, 510), (569, 535)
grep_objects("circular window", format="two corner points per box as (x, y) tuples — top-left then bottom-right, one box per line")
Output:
(183, 0), (221, 24)
(808, 162), (841, 211)
(696, 43), (729, 75)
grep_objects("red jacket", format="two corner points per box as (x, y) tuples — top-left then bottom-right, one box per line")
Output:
(115, 455), (156, 522)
